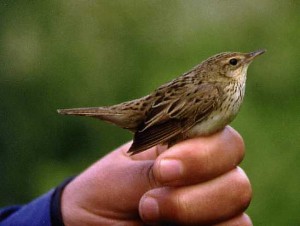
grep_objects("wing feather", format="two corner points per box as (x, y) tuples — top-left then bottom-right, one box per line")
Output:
(128, 83), (221, 155)
(128, 119), (182, 154)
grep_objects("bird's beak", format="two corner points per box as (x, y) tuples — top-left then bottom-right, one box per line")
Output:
(245, 49), (266, 63)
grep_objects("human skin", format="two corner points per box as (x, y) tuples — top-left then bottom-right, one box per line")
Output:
(61, 126), (252, 225)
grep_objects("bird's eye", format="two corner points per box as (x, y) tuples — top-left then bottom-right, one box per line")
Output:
(229, 58), (238, 66)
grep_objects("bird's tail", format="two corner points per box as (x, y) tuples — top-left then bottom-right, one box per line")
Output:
(57, 103), (142, 132)
(57, 107), (112, 116)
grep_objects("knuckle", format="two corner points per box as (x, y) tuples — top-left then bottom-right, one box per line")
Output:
(213, 214), (252, 226)
(234, 134), (245, 161)
(171, 192), (198, 223)
(240, 214), (253, 226)
(143, 163), (161, 188)
(232, 168), (252, 210)
(166, 192), (191, 223)
(225, 126), (245, 163)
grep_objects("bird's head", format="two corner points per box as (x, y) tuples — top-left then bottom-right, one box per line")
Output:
(202, 49), (266, 82)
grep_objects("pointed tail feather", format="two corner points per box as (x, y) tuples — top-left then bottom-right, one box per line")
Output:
(57, 107), (139, 131)
(57, 107), (112, 116)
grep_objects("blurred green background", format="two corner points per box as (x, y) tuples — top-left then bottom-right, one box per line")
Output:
(0, 0), (299, 225)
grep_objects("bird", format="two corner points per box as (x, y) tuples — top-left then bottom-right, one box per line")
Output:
(58, 49), (265, 155)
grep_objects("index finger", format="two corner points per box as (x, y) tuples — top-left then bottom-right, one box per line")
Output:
(153, 126), (245, 186)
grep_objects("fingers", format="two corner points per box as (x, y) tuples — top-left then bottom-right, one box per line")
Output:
(139, 167), (252, 225)
(118, 126), (250, 225)
(152, 126), (245, 186)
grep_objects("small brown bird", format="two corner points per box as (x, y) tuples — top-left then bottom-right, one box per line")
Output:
(58, 50), (265, 155)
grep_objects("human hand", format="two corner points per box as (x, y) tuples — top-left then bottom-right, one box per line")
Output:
(61, 126), (252, 225)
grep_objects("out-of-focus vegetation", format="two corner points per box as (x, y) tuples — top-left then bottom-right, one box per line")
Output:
(0, 1), (299, 224)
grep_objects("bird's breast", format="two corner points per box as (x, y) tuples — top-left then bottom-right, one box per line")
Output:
(187, 82), (245, 137)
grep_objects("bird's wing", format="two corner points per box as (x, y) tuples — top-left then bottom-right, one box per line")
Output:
(128, 83), (220, 154)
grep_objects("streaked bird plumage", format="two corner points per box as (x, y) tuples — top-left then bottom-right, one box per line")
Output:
(58, 50), (265, 155)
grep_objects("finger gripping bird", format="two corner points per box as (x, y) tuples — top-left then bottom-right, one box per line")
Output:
(58, 50), (265, 155)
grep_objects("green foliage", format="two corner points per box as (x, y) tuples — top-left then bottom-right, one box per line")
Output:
(0, 1), (299, 224)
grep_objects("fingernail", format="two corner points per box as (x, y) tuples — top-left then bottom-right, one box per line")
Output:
(140, 196), (159, 222)
(159, 159), (183, 182)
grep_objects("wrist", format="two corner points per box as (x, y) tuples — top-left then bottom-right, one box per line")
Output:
(60, 177), (109, 226)
(50, 177), (75, 226)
